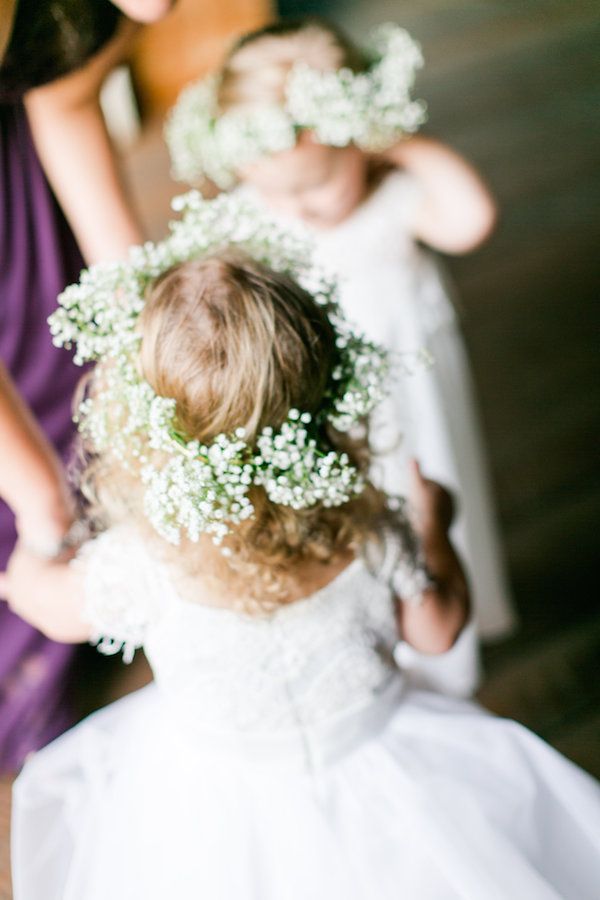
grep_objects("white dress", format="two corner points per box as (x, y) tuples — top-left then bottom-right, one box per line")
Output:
(12, 527), (600, 900)
(241, 173), (514, 644)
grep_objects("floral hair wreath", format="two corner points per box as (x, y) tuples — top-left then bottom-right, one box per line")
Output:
(49, 193), (391, 546)
(165, 23), (427, 189)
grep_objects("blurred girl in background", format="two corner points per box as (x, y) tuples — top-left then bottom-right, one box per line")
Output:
(166, 18), (516, 696)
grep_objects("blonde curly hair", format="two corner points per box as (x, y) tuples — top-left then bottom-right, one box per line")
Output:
(76, 252), (399, 609)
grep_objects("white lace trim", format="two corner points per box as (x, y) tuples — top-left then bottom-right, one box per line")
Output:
(71, 526), (165, 663)
(70, 526), (430, 739)
(376, 524), (433, 605)
(146, 562), (399, 736)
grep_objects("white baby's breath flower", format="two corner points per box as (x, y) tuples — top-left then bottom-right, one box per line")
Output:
(286, 25), (427, 152)
(50, 192), (395, 545)
(165, 23), (427, 189)
(165, 78), (296, 189)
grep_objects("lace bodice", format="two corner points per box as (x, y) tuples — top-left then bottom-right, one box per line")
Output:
(75, 528), (406, 745)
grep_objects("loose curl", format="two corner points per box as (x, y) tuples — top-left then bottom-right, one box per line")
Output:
(75, 252), (401, 608)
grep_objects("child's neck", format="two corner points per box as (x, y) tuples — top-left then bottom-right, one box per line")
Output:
(173, 547), (357, 612)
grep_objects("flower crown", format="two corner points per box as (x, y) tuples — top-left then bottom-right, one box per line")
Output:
(165, 23), (427, 189)
(49, 193), (391, 546)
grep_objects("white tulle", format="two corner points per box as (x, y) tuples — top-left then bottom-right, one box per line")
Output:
(11, 528), (600, 899)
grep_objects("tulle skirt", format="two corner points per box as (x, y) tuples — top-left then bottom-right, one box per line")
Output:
(12, 681), (600, 900)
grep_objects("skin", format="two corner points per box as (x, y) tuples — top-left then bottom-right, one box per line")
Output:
(396, 460), (469, 654)
(111, 0), (175, 21)
(380, 135), (498, 253)
(0, 460), (469, 655)
(24, 18), (145, 265)
(238, 130), (497, 250)
(20, 1), (178, 265)
(0, 362), (74, 551)
(239, 132), (371, 229)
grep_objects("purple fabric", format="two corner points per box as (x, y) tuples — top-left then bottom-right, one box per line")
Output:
(0, 102), (85, 773)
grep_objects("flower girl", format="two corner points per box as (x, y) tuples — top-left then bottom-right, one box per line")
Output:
(4, 194), (600, 900)
(166, 19), (515, 695)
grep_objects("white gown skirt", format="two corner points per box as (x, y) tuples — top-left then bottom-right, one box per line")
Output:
(12, 681), (600, 900)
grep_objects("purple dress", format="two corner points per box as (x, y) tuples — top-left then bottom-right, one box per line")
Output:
(0, 0), (120, 775)
(0, 103), (85, 773)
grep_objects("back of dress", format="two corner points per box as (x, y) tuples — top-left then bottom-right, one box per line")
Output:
(77, 526), (404, 765)
(13, 523), (600, 900)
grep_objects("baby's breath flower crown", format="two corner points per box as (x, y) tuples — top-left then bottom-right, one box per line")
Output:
(165, 23), (427, 189)
(49, 193), (391, 546)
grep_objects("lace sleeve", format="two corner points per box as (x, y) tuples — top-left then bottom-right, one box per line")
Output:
(71, 527), (162, 663)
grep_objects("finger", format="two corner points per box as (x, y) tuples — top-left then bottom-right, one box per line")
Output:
(0, 571), (8, 600)
(407, 457), (424, 494)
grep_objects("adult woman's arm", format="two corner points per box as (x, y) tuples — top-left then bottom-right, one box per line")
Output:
(0, 362), (73, 549)
(24, 17), (144, 264)
(0, 542), (89, 642)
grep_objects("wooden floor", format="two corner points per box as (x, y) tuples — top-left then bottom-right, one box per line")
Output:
(1, 2), (598, 896)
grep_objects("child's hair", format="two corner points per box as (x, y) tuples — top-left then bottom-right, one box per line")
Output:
(217, 19), (367, 114)
(79, 252), (395, 607)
